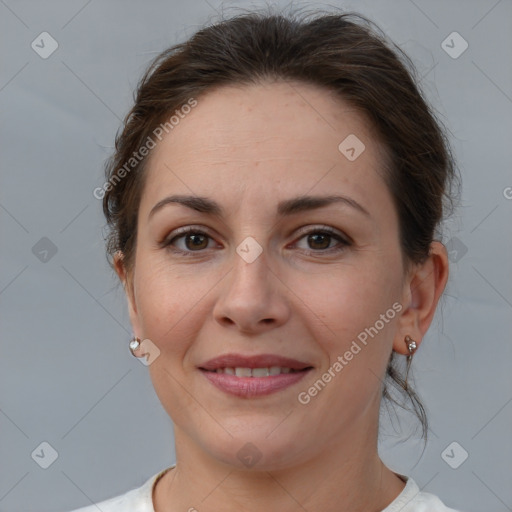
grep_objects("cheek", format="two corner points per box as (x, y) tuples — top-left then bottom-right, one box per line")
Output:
(289, 262), (400, 355)
(133, 259), (198, 354)
(133, 263), (207, 422)
(292, 268), (401, 425)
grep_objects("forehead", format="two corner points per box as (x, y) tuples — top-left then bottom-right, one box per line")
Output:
(141, 80), (390, 214)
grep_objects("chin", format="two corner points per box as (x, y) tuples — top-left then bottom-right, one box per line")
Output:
(202, 422), (312, 472)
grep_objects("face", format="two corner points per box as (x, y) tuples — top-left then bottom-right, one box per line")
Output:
(120, 81), (411, 469)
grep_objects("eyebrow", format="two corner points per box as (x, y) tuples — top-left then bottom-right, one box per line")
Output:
(148, 194), (370, 220)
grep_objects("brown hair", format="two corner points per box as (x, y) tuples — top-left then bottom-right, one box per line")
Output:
(102, 7), (459, 441)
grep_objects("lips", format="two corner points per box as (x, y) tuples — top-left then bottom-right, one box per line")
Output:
(199, 353), (312, 372)
(198, 353), (313, 398)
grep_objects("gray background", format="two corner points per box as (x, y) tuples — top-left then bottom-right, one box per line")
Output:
(1, 0), (511, 511)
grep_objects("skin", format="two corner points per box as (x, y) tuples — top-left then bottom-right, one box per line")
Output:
(114, 80), (449, 512)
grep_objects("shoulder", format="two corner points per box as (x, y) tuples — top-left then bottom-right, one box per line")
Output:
(64, 466), (174, 512)
(383, 475), (462, 512)
(66, 486), (146, 512)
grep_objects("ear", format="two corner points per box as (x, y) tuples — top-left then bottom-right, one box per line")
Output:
(113, 251), (142, 338)
(393, 241), (449, 355)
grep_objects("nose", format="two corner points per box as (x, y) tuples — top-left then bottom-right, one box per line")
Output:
(213, 244), (291, 335)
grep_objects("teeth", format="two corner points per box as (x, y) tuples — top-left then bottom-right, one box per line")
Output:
(214, 367), (300, 377)
(252, 367), (269, 377)
(235, 367), (252, 377)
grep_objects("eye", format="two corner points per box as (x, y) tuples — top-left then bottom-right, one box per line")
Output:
(161, 225), (351, 257)
(161, 226), (218, 255)
(293, 226), (351, 255)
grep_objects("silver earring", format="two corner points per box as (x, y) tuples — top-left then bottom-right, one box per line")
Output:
(129, 337), (143, 358)
(404, 335), (417, 389)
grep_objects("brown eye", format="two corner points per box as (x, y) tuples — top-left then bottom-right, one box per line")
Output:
(294, 227), (351, 255)
(307, 232), (332, 250)
(184, 233), (209, 250)
(162, 227), (217, 255)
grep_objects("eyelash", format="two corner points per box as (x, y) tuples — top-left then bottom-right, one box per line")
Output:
(161, 225), (351, 257)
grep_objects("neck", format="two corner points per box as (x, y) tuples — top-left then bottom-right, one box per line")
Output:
(154, 414), (406, 512)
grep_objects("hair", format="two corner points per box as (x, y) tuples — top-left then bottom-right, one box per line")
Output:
(102, 7), (460, 442)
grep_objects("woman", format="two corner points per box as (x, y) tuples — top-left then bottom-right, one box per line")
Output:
(70, 8), (461, 512)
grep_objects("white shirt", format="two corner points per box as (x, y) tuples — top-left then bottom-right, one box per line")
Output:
(67, 465), (461, 512)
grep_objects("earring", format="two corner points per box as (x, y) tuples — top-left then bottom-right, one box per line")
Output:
(404, 335), (417, 389)
(129, 337), (143, 358)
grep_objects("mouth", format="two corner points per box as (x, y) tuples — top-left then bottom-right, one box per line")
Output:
(202, 366), (307, 377)
(199, 353), (312, 372)
(198, 353), (313, 398)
